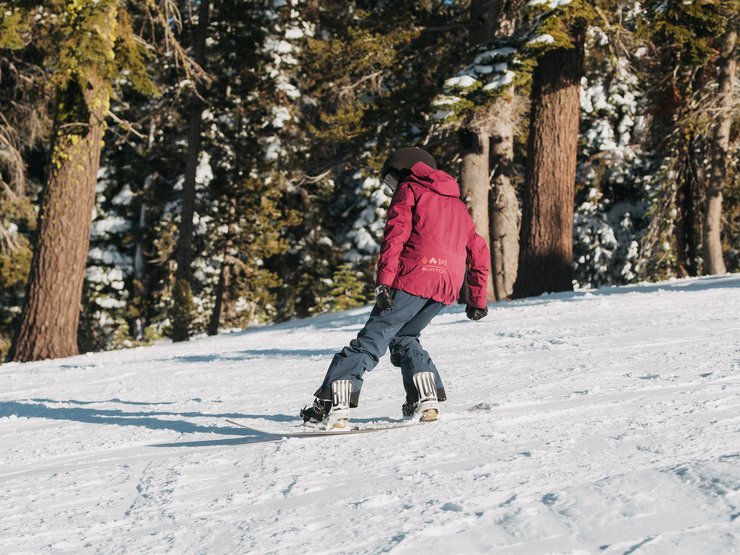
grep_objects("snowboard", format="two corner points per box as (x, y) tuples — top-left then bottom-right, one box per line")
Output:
(225, 418), (418, 438)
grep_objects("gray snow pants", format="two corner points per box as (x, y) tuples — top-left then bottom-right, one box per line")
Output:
(315, 289), (446, 407)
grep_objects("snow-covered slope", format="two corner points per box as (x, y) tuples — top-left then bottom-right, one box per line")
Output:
(1, 275), (739, 554)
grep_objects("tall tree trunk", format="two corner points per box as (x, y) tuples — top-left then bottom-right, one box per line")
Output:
(172, 0), (210, 342)
(460, 0), (518, 302)
(208, 251), (229, 336)
(675, 134), (702, 277)
(460, 128), (493, 242)
(703, 29), (736, 275)
(130, 118), (158, 340)
(489, 98), (520, 300)
(513, 28), (585, 298)
(208, 203), (236, 336)
(10, 74), (109, 361)
(459, 129), (492, 304)
(131, 196), (149, 340)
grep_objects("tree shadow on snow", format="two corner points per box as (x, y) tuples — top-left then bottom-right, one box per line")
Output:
(236, 308), (372, 335)
(0, 400), (297, 447)
(31, 397), (181, 406)
(0, 400), (410, 448)
(491, 274), (740, 310)
(165, 348), (338, 365)
(150, 433), (286, 448)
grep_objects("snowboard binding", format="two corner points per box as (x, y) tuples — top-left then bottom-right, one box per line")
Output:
(300, 380), (353, 430)
(406, 372), (439, 422)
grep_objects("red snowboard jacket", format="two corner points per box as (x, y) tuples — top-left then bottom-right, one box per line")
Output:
(376, 162), (490, 309)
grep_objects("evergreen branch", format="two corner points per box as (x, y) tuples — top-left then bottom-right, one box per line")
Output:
(297, 168), (334, 185)
(0, 114), (27, 197)
(339, 70), (384, 98)
(143, 0), (211, 86)
(107, 109), (147, 140)
(0, 219), (23, 253)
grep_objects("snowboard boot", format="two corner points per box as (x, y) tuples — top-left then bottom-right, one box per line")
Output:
(325, 380), (352, 430)
(411, 372), (439, 422)
(402, 401), (416, 418)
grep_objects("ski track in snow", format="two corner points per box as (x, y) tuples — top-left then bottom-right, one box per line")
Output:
(0, 275), (738, 554)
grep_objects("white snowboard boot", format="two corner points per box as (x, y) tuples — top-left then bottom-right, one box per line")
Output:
(326, 380), (352, 430)
(412, 372), (439, 422)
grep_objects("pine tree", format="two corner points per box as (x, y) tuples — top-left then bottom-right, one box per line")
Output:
(3, 0), (735, 358)
(572, 6), (652, 288)
(635, 1), (734, 279)
(704, 27), (736, 274)
(294, 1), (469, 314)
(458, 0), (523, 301)
(204, 0), (307, 332)
(0, 32), (49, 358)
(172, 0), (211, 342)
(4, 1), (194, 361)
(327, 264), (370, 311)
(9, 1), (140, 361)
(512, 2), (595, 298)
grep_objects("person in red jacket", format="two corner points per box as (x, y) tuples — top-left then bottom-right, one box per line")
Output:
(301, 147), (490, 429)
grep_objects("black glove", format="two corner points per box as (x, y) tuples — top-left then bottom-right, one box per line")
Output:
(375, 285), (393, 312)
(466, 306), (488, 321)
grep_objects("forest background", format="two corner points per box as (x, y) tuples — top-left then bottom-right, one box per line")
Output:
(0, 0), (737, 362)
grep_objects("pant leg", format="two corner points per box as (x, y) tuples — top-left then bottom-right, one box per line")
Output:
(315, 290), (430, 406)
(388, 299), (446, 404)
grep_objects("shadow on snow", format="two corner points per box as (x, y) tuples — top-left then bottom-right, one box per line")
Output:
(163, 348), (338, 365)
(0, 399), (293, 437)
(0, 400), (397, 448)
(474, 273), (740, 312)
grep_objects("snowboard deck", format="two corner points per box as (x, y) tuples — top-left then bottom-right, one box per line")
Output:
(225, 418), (419, 438)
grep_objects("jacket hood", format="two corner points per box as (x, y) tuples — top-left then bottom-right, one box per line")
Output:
(405, 161), (460, 197)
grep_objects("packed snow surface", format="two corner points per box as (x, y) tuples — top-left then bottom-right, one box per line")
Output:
(1, 275), (739, 554)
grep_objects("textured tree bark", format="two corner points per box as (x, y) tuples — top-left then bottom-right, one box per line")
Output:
(489, 100), (520, 300)
(208, 203), (236, 336)
(131, 197), (149, 340)
(172, 0), (210, 341)
(10, 75), (109, 361)
(207, 252), (229, 336)
(703, 29), (735, 275)
(460, 129), (494, 301)
(175, 98), (205, 281)
(513, 29), (585, 298)
(460, 130), (491, 246)
(460, 0), (519, 302)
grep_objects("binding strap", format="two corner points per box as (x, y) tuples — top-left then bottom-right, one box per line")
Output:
(413, 372), (437, 403)
(331, 380), (352, 410)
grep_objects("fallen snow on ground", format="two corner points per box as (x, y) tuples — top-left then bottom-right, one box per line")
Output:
(1, 275), (739, 554)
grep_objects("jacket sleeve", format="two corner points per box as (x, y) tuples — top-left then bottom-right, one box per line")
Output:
(376, 183), (415, 287)
(466, 228), (490, 309)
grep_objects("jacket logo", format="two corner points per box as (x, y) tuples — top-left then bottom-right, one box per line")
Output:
(421, 256), (447, 270)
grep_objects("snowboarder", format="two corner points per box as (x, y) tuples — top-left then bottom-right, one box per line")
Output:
(301, 147), (490, 429)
